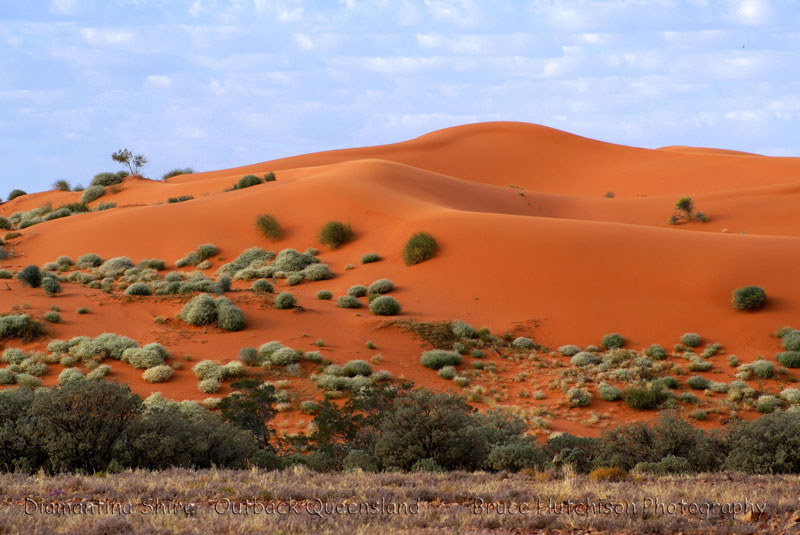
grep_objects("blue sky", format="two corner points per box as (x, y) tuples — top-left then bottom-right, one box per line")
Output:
(1, 0), (799, 195)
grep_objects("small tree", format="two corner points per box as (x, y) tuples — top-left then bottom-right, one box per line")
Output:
(111, 149), (148, 177)
(669, 196), (708, 225)
(218, 380), (278, 452)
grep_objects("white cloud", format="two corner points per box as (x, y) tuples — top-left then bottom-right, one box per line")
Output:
(80, 28), (135, 46)
(144, 75), (172, 90)
(423, 0), (479, 26)
(729, 0), (771, 25)
(51, 0), (79, 15)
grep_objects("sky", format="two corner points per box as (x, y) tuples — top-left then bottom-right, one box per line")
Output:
(1, 0), (799, 195)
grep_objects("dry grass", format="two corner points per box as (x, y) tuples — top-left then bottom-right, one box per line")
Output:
(0, 469), (796, 534)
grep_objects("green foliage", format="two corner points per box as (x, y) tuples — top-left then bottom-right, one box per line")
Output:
(558, 344), (580, 356)
(601, 333), (625, 349)
(0, 314), (47, 342)
(76, 253), (103, 268)
(402, 232), (438, 266)
(98, 257), (134, 277)
(623, 385), (668, 409)
(80, 185), (106, 204)
(348, 285), (367, 298)
(252, 279), (273, 293)
(318, 221), (354, 249)
(726, 411), (800, 473)
(43, 311), (61, 323)
(167, 195), (193, 203)
(52, 179), (72, 191)
(487, 442), (547, 472)
(16, 265), (42, 288)
(368, 278), (395, 295)
(732, 286), (766, 311)
(438, 366), (456, 380)
(567, 387), (592, 407)
(111, 149), (146, 176)
(234, 174), (263, 189)
(512, 337), (535, 350)
(420, 350), (462, 370)
(680, 333), (702, 347)
(42, 277), (62, 297)
(361, 253), (380, 264)
(598, 383), (622, 401)
(142, 365), (173, 383)
(255, 214), (281, 241)
(571, 352), (599, 367)
(218, 382), (277, 451)
(342, 360), (372, 377)
(752, 359), (774, 379)
(274, 292), (296, 309)
(316, 290), (333, 300)
(450, 320), (476, 339)
(644, 344), (666, 359)
(179, 294), (218, 326)
(123, 345), (167, 369)
(369, 295), (401, 316)
(125, 282), (151, 296)
(777, 351), (800, 368)
(91, 172), (124, 187)
(337, 296), (362, 309)
(8, 189), (27, 201)
(216, 296), (246, 331)
(687, 376), (710, 390)
(162, 168), (195, 180)
(198, 378), (221, 393)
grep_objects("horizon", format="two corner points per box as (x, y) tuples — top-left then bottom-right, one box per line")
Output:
(2, 0), (799, 195)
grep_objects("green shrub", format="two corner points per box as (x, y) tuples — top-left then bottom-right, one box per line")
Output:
(487, 442), (547, 472)
(271, 348), (299, 365)
(8, 189), (27, 201)
(680, 333), (702, 347)
(123, 345), (166, 369)
(238, 347), (260, 367)
(781, 331), (800, 351)
(438, 366), (456, 380)
(16, 265), (42, 288)
(420, 350), (462, 370)
(316, 290), (333, 300)
(643, 344), (666, 359)
(343, 360), (372, 377)
(623, 385), (667, 409)
(77, 307), (89, 314)
(179, 294), (218, 326)
(752, 360), (774, 379)
(598, 383), (622, 401)
(80, 185), (105, 204)
(781, 388), (800, 404)
(162, 168), (195, 180)
(601, 333), (625, 349)
(369, 295), (401, 316)
(198, 378), (221, 393)
(274, 292), (295, 309)
(558, 344), (580, 356)
(255, 214), (281, 241)
(167, 195), (193, 203)
(347, 285), (367, 298)
(342, 449), (378, 472)
(42, 277), (62, 296)
(125, 282), (151, 296)
(726, 411), (800, 473)
(98, 257), (134, 277)
(86, 364), (111, 380)
(302, 263), (333, 281)
(687, 376), (710, 390)
(634, 455), (692, 475)
(402, 232), (438, 265)
(139, 259), (166, 270)
(318, 221), (354, 248)
(43, 311), (61, 323)
(58, 368), (84, 385)
(77, 253), (103, 268)
(215, 297), (245, 331)
(361, 253), (380, 264)
(91, 172), (125, 187)
(732, 286), (766, 311)
(252, 279), (273, 293)
(196, 243), (218, 260)
(0, 314), (46, 342)
(235, 174), (262, 189)
(142, 365), (174, 383)
(567, 387), (592, 407)
(0, 270), (12, 279)
(512, 337), (534, 350)
(756, 395), (779, 413)
(777, 351), (800, 368)
(0, 368), (15, 384)
(571, 352), (599, 367)
(337, 296), (362, 309)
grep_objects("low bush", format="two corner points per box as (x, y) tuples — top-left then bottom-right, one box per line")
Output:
(756, 395), (779, 413)
(438, 366), (456, 380)
(0, 314), (47, 342)
(781, 330), (800, 351)
(162, 168), (195, 180)
(167, 195), (193, 203)
(255, 214), (281, 241)
(98, 257), (134, 277)
(337, 296), (362, 309)
(43, 311), (61, 323)
(76, 253), (103, 268)
(238, 347), (260, 367)
(634, 455), (691, 475)
(601, 333), (625, 349)
(234, 174), (262, 189)
(316, 290), (333, 300)
(420, 350), (462, 370)
(42, 277), (62, 297)
(687, 376), (710, 390)
(402, 232), (437, 265)
(274, 292), (295, 309)
(347, 285), (367, 298)
(680, 333), (702, 347)
(732, 286), (766, 311)
(271, 348), (299, 365)
(179, 294), (218, 326)
(59, 368), (85, 384)
(16, 265), (42, 288)
(726, 411), (800, 473)
(215, 297), (246, 331)
(80, 185), (105, 204)
(343, 360), (372, 377)
(123, 345), (167, 369)
(369, 295), (401, 316)
(125, 282), (152, 296)
(139, 259), (166, 270)
(777, 351), (800, 368)
(198, 378), (221, 393)
(142, 365), (174, 383)
(623, 385), (667, 410)
(571, 352), (599, 367)
(252, 279), (273, 293)
(367, 279), (394, 296)
(512, 337), (534, 350)
(598, 383), (622, 401)
(752, 359), (774, 379)
(567, 388), (592, 407)
(487, 442), (547, 472)
(644, 344), (666, 359)
(318, 221), (354, 249)
(361, 253), (380, 264)
(588, 466), (627, 481)
(302, 263), (333, 281)
(450, 320), (476, 339)
(558, 344), (580, 356)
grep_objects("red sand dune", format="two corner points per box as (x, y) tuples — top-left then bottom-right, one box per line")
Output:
(2, 121), (800, 435)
